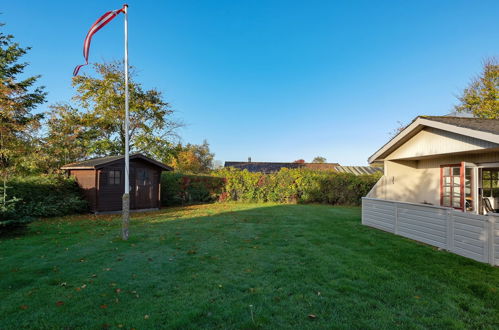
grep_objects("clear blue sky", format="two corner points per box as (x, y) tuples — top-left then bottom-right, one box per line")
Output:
(3, 1), (499, 165)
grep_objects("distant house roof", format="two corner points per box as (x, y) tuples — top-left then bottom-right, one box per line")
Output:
(61, 153), (173, 171)
(368, 116), (499, 163)
(334, 166), (382, 175)
(224, 161), (340, 173)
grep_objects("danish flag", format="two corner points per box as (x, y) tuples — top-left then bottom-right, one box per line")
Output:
(73, 6), (126, 76)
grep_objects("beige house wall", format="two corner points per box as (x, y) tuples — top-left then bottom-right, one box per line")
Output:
(368, 127), (499, 206)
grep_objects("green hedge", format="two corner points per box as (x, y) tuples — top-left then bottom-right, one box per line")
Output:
(161, 172), (225, 206)
(162, 168), (380, 207)
(215, 167), (381, 205)
(0, 175), (88, 228)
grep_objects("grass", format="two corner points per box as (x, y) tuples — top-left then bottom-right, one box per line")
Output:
(1, 203), (498, 329)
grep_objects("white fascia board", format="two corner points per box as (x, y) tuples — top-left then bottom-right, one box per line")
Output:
(368, 117), (499, 164)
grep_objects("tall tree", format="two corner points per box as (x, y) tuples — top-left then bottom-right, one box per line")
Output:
(312, 156), (326, 163)
(169, 140), (215, 173)
(46, 62), (182, 166)
(41, 104), (96, 172)
(455, 58), (499, 118)
(0, 23), (46, 177)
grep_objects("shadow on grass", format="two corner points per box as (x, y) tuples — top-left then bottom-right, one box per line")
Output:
(1, 203), (498, 329)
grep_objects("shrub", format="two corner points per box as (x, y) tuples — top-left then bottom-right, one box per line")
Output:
(214, 167), (380, 205)
(161, 172), (225, 206)
(4, 175), (87, 220)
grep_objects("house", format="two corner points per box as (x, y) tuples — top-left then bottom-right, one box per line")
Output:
(363, 116), (499, 266)
(224, 160), (380, 175)
(224, 160), (342, 174)
(61, 153), (172, 213)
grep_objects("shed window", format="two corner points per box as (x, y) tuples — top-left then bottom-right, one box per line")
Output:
(108, 170), (121, 185)
(137, 169), (150, 186)
(441, 165), (462, 209)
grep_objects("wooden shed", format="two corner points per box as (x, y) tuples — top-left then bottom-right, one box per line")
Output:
(61, 154), (172, 213)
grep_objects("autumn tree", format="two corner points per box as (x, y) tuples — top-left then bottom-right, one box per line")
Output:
(169, 140), (215, 174)
(293, 159), (305, 164)
(45, 62), (182, 167)
(41, 104), (97, 172)
(312, 156), (326, 163)
(0, 23), (46, 179)
(455, 58), (499, 118)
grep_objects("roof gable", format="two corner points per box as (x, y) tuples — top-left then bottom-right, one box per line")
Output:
(369, 116), (499, 163)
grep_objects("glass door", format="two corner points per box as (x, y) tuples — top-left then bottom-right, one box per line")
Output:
(441, 164), (462, 210)
(463, 162), (478, 213)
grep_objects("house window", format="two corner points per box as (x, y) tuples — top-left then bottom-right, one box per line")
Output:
(108, 170), (121, 185)
(482, 170), (499, 198)
(441, 165), (462, 209)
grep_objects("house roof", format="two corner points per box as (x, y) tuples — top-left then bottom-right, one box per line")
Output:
(334, 165), (382, 175)
(61, 153), (173, 171)
(420, 116), (499, 135)
(224, 161), (340, 173)
(368, 116), (499, 164)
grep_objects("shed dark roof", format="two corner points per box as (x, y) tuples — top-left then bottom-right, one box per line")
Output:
(420, 116), (499, 135)
(224, 161), (340, 173)
(61, 153), (172, 171)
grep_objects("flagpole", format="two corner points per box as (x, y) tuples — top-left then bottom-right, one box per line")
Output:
(122, 3), (130, 240)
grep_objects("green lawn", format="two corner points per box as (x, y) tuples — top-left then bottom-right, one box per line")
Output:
(1, 203), (498, 329)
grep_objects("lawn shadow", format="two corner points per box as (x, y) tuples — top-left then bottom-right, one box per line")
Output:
(2, 203), (498, 329)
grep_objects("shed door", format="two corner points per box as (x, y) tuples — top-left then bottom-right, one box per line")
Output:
(134, 167), (153, 209)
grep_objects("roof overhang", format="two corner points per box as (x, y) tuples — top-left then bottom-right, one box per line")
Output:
(61, 154), (173, 171)
(368, 117), (499, 164)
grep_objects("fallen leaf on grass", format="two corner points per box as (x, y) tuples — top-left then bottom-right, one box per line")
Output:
(100, 304), (108, 309)
(308, 314), (317, 319)
(187, 250), (197, 255)
(56, 301), (64, 306)
(19, 305), (28, 310)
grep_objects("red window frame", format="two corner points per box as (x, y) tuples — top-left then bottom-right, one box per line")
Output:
(440, 163), (464, 210)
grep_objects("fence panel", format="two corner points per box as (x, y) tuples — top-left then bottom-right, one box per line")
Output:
(397, 203), (448, 248)
(362, 198), (396, 233)
(362, 198), (498, 266)
(450, 211), (488, 263)
(494, 219), (499, 266)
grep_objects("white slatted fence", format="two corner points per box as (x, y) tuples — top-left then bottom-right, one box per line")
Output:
(362, 197), (498, 266)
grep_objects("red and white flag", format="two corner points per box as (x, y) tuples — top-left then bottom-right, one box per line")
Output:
(73, 6), (126, 76)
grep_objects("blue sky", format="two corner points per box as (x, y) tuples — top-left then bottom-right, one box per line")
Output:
(3, 1), (499, 165)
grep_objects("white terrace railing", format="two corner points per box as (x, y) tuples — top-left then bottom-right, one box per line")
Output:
(362, 197), (499, 266)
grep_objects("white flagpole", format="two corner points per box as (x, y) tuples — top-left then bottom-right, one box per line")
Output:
(122, 4), (130, 240)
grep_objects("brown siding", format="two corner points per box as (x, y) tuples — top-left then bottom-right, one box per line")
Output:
(96, 159), (162, 212)
(69, 169), (97, 212)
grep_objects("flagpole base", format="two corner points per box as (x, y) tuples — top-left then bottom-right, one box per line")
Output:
(122, 193), (130, 240)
